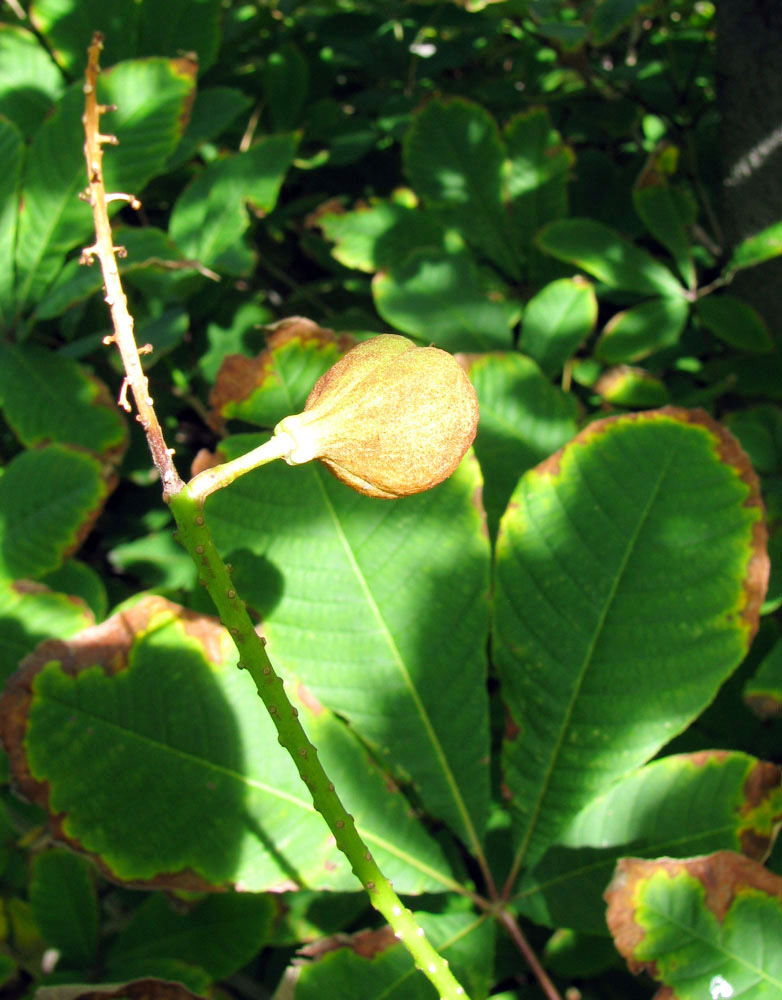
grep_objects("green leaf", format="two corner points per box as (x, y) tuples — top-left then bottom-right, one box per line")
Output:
(29, 0), (139, 72)
(35, 226), (189, 320)
(0, 116), (23, 327)
(198, 302), (274, 385)
(516, 751), (782, 932)
(14, 59), (195, 317)
(0, 445), (109, 583)
(39, 559), (107, 622)
(0, 343), (127, 456)
(107, 892), (273, 982)
(205, 442), (491, 852)
(264, 41), (309, 131)
(321, 200), (448, 273)
(494, 409), (768, 867)
(695, 295), (774, 353)
(30, 850), (98, 967)
(520, 277), (597, 375)
(594, 365), (669, 407)
(726, 221), (782, 274)
(589, 0), (656, 45)
(504, 108), (573, 279)
(633, 149), (696, 288)
(167, 87), (252, 171)
(373, 249), (519, 352)
(5, 600), (451, 892)
(537, 219), (685, 298)
(403, 97), (521, 279)
(724, 405), (782, 475)
(596, 296), (690, 363)
(743, 638), (782, 718)
(169, 134), (298, 267)
(137, 0), (221, 72)
(606, 854), (782, 996)
(0, 580), (93, 687)
(108, 530), (198, 593)
(467, 353), (578, 541)
(292, 912), (494, 1000)
(210, 322), (345, 430)
(0, 25), (64, 136)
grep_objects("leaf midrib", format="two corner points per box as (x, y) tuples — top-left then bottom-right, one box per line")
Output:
(312, 467), (483, 858)
(512, 440), (677, 873)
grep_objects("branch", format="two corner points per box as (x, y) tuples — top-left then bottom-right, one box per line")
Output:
(80, 31), (472, 1000)
(81, 33), (183, 498)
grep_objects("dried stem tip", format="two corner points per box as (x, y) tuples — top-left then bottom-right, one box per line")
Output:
(275, 335), (479, 498)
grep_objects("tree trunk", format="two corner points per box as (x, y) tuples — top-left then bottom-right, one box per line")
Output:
(716, 0), (782, 341)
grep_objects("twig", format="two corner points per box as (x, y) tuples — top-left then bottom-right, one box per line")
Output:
(3, 0), (25, 18)
(80, 33), (182, 498)
(80, 31), (472, 1000)
(497, 910), (563, 1000)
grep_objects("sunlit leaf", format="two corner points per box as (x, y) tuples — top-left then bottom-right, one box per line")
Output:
(537, 219), (685, 297)
(606, 854), (782, 996)
(0, 598), (452, 893)
(517, 751), (782, 932)
(373, 249), (518, 352)
(495, 409), (769, 868)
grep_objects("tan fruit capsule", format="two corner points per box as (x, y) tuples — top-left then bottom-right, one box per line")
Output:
(274, 334), (479, 498)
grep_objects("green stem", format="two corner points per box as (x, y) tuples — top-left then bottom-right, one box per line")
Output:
(168, 484), (472, 1000)
(189, 432), (294, 503)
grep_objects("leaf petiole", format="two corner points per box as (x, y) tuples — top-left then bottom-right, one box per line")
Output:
(189, 430), (295, 503)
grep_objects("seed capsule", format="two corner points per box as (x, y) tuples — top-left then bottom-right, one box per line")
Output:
(274, 335), (479, 498)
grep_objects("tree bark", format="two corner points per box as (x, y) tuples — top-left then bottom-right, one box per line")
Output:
(716, 0), (782, 340)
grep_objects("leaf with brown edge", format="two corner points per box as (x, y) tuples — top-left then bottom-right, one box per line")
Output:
(0, 343), (128, 464)
(207, 317), (353, 432)
(35, 978), (205, 1000)
(0, 445), (117, 584)
(744, 638), (782, 719)
(0, 595), (230, 891)
(283, 911), (494, 1000)
(513, 750), (782, 934)
(0, 596), (451, 894)
(605, 853), (782, 997)
(297, 925), (398, 962)
(495, 407), (770, 869)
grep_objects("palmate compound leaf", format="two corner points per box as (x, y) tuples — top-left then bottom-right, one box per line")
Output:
(519, 276), (597, 377)
(0, 597), (452, 893)
(514, 751), (782, 933)
(0, 25), (65, 137)
(605, 853), (782, 997)
(494, 408), (769, 872)
(29, 0), (139, 72)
